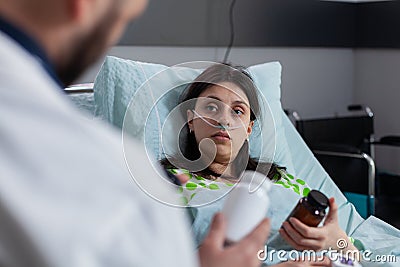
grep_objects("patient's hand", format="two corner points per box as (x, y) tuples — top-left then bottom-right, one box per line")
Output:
(198, 213), (270, 267)
(198, 213), (331, 267)
(279, 198), (359, 257)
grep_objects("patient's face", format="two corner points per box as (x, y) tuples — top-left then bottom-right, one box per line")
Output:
(188, 82), (253, 165)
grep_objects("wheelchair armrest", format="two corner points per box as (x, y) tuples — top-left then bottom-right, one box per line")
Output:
(310, 143), (361, 154)
(375, 135), (400, 147)
(313, 150), (376, 217)
(312, 149), (376, 204)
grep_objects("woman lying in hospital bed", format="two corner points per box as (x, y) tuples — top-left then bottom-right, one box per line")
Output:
(159, 63), (400, 266)
(93, 57), (400, 266)
(160, 64), (357, 259)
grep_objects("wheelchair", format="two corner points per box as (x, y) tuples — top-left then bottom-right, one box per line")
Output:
(285, 106), (400, 227)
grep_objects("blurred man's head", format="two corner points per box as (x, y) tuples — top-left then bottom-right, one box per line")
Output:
(0, 0), (148, 86)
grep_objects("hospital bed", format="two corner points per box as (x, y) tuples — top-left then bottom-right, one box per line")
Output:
(66, 57), (400, 266)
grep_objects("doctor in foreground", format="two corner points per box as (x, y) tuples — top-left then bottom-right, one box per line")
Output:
(0, 0), (331, 266)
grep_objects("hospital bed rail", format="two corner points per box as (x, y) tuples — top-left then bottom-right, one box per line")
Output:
(65, 83), (95, 115)
(64, 83), (94, 94)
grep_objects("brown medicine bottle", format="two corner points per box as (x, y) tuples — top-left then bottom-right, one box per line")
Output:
(286, 190), (329, 227)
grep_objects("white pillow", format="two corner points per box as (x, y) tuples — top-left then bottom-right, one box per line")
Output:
(94, 57), (295, 172)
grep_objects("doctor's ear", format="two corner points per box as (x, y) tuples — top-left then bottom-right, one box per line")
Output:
(68, 0), (96, 22)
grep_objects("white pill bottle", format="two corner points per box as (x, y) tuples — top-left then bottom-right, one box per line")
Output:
(222, 170), (272, 243)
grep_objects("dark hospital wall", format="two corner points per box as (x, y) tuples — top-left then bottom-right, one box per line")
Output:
(118, 0), (400, 48)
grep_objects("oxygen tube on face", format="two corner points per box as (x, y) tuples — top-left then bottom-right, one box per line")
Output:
(192, 109), (243, 131)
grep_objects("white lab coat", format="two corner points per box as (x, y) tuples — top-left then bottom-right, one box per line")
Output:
(0, 32), (198, 267)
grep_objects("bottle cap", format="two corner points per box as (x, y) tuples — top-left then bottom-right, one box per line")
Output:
(307, 190), (329, 210)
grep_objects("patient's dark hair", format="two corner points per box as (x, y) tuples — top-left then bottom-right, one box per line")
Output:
(160, 63), (284, 181)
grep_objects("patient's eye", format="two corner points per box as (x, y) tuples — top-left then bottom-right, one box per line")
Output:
(204, 104), (218, 113)
(232, 108), (244, 116)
